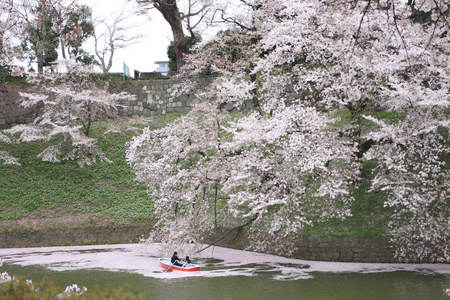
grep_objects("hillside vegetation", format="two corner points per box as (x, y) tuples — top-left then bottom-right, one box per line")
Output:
(0, 113), (392, 238)
(0, 116), (178, 233)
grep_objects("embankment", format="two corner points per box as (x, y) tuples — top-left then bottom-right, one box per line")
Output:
(0, 226), (397, 263)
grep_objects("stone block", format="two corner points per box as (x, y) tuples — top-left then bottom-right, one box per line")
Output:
(380, 257), (390, 263)
(224, 102), (234, 111)
(341, 251), (354, 258)
(321, 253), (333, 260)
(174, 107), (187, 113)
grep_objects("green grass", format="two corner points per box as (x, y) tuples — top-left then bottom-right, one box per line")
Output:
(299, 109), (398, 238)
(0, 113), (393, 237)
(0, 119), (154, 224)
(298, 160), (392, 238)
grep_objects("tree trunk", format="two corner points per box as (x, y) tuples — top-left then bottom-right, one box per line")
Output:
(37, 51), (44, 74)
(153, 0), (187, 70)
(61, 40), (67, 59)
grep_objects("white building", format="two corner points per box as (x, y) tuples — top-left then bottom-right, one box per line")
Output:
(154, 61), (169, 75)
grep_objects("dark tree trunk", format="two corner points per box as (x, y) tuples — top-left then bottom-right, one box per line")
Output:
(153, 0), (188, 70)
(37, 52), (44, 74)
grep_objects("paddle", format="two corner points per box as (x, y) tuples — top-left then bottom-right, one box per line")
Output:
(165, 261), (175, 272)
(187, 260), (202, 264)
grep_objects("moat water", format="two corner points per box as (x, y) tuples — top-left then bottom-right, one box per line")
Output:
(1, 244), (449, 299)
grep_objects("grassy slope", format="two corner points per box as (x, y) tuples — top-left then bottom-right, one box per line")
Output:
(0, 113), (392, 237)
(297, 110), (396, 238)
(300, 160), (391, 238)
(0, 117), (179, 230)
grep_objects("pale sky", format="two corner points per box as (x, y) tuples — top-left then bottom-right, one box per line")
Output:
(78, 0), (173, 73)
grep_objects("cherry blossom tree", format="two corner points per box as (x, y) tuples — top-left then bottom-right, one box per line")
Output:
(128, 0), (449, 261)
(2, 58), (135, 166)
(126, 101), (229, 252)
(221, 105), (359, 255)
(127, 27), (359, 255)
(127, 100), (359, 255)
(364, 111), (449, 262)
(0, 132), (21, 165)
(0, 0), (26, 75)
(239, 0), (449, 260)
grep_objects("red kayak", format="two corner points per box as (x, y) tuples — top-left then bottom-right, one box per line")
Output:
(158, 258), (201, 272)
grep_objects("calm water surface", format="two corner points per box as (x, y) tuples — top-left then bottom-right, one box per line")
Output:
(1, 244), (449, 300)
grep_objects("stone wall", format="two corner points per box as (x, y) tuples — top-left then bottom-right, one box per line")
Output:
(108, 78), (251, 118)
(0, 78), (252, 128)
(292, 236), (396, 263)
(106, 80), (195, 118)
(0, 226), (148, 248)
(207, 229), (398, 263)
(0, 226), (397, 263)
(0, 84), (38, 129)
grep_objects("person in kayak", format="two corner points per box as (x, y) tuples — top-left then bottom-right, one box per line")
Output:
(185, 256), (191, 264)
(171, 252), (183, 266)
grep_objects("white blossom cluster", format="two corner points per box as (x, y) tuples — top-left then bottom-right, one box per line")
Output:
(0, 270), (86, 298)
(0, 272), (12, 284)
(56, 284), (88, 299)
(444, 288), (450, 297)
(1, 59), (135, 166)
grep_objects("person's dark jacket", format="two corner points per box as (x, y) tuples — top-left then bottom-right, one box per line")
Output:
(171, 254), (182, 266)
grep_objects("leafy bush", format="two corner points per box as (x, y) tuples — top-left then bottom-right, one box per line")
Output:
(0, 275), (145, 299)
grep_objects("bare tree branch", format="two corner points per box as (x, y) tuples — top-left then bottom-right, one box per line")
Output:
(92, 10), (144, 73)
(195, 215), (258, 253)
